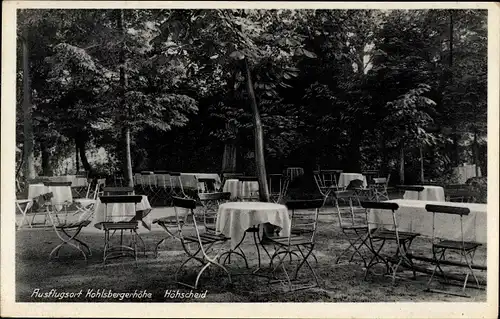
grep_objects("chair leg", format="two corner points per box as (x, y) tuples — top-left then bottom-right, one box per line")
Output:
(50, 226), (89, 262)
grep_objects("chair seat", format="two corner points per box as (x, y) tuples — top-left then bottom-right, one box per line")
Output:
(184, 232), (228, 244)
(245, 226), (260, 233)
(372, 229), (420, 241)
(291, 227), (314, 235)
(341, 224), (368, 231)
(154, 216), (183, 225)
(434, 240), (481, 250)
(270, 235), (312, 246)
(55, 220), (91, 229)
(100, 221), (138, 230)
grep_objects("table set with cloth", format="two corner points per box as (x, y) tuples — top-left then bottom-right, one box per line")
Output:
(338, 173), (368, 188)
(93, 195), (153, 230)
(28, 184), (73, 206)
(222, 179), (260, 201)
(216, 201), (291, 250)
(403, 185), (446, 202)
(368, 199), (487, 244)
(453, 164), (482, 184)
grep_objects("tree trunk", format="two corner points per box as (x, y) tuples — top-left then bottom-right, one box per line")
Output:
(41, 141), (52, 176)
(419, 146), (425, 183)
(118, 9), (133, 188)
(75, 139), (80, 172)
(244, 58), (270, 202)
(399, 144), (405, 184)
(472, 129), (480, 176)
(21, 37), (36, 180)
(222, 142), (237, 173)
(347, 127), (362, 172)
(75, 133), (92, 173)
(244, 58), (274, 240)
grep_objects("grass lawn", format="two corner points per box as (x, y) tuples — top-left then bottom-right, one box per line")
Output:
(15, 202), (487, 303)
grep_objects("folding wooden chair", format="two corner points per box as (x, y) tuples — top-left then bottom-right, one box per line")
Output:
(45, 199), (94, 262)
(99, 195), (143, 266)
(172, 197), (231, 289)
(15, 199), (34, 229)
(346, 179), (372, 207)
(444, 185), (475, 203)
(370, 174), (391, 201)
(424, 204), (483, 297)
(169, 172), (188, 198)
(268, 199), (323, 292)
(361, 201), (420, 285)
(313, 170), (342, 206)
(268, 174), (290, 204)
(333, 190), (369, 266)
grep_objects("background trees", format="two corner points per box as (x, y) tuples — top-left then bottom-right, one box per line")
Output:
(16, 9), (488, 187)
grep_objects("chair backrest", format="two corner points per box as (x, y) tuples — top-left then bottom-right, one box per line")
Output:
(99, 195), (143, 204)
(444, 184), (474, 202)
(43, 181), (72, 187)
(332, 190), (357, 227)
(361, 201), (400, 234)
(238, 176), (258, 182)
(313, 170), (341, 189)
(425, 204), (471, 244)
(222, 172), (244, 184)
(99, 195), (142, 223)
(396, 185), (425, 192)
(286, 199), (323, 243)
(102, 186), (134, 195)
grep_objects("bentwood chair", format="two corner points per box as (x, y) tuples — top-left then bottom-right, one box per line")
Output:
(361, 201), (419, 285)
(268, 199), (323, 292)
(333, 190), (369, 266)
(424, 204), (483, 297)
(172, 197), (231, 289)
(99, 195), (143, 266)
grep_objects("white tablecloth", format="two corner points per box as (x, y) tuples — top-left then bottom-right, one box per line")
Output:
(403, 185), (446, 202)
(94, 195), (152, 230)
(368, 199), (487, 244)
(222, 179), (259, 200)
(216, 202), (291, 249)
(28, 184), (73, 204)
(453, 164), (482, 184)
(338, 173), (367, 188)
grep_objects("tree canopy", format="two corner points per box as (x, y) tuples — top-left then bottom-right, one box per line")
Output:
(16, 8), (488, 185)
